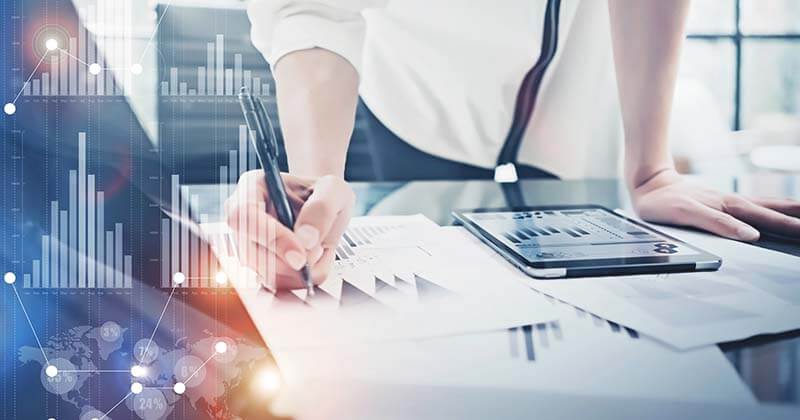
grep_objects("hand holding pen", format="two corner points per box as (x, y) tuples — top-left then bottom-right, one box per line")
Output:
(226, 88), (355, 292)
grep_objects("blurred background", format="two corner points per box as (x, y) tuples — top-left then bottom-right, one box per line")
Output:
(56, 0), (798, 182)
(9, 0), (800, 182)
(676, 0), (800, 176)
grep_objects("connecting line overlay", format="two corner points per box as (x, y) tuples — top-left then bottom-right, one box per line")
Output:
(140, 283), (178, 363)
(11, 53), (49, 104)
(98, 391), (132, 420)
(5, 0), (173, 108)
(183, 352), (217, 384)
(10, 283), (50, 366)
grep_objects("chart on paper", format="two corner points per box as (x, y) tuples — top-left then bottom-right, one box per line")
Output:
(274, 295), (753, 404)
(241, 215), (462, 312)
(216, 215), (560, 348)
(524, 225), (800, 349)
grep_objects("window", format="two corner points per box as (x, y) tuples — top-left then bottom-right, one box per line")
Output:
(684, 0), (800, 130)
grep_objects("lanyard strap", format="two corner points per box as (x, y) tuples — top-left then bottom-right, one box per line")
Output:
(496, 0), (562, 173)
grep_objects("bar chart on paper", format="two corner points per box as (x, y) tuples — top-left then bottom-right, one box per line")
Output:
(334, 223), (408, 261)
(262, 272), (455, 311)
(506, 312), (640, 363)
(199, 215), (444, 299)
(244, 217), (457, 308)
(21, 133), (134, 289)
(508, 322), (565, 363)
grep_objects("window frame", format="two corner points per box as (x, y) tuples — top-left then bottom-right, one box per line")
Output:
(686, 0), (800, 130)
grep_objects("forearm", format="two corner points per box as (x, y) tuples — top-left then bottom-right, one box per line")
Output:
(608, 0), (690, 189)
(273, 48), (359, 177)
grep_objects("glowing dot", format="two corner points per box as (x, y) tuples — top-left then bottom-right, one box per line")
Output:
(131, 382), (143, 394)
(254, 367), (281, 395)
(214, 341), (228, 354)
(173, 382), (186, 395)
(173, 272), (185, 285)
(45, 365), (58, 378)
(4, 272), (16, 284)
(214, 272), (227, 285)
(4, 103), (16, 115)
(88, 63), (102, 75)
(45, 39), (58, 51)
(131, 365), (146, 378)
(130, 63), (143, 75)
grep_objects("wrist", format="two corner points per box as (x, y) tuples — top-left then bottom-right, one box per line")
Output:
(287, 155), (346, 179)
(628, 166), (681, 198)
(624, 152), (676, 190)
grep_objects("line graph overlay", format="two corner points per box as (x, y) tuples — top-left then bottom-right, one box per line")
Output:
(7, 277), (51, 366)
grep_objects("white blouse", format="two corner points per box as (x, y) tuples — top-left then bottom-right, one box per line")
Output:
(248, 0), (624, 179)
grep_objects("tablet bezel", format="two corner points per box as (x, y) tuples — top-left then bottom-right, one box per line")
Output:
(452, 205), (721, 274)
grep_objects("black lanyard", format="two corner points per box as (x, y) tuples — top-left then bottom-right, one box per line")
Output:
(496, 0), (562, 174)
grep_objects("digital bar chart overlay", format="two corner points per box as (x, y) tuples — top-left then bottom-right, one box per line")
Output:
(160, 125), (260, 288)
(21, 0), (136, 97)
(159, 34), (271, 97)
(23, 132), (134, 289)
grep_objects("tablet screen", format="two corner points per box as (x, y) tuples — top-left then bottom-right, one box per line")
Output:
(461, 208), (700, 263)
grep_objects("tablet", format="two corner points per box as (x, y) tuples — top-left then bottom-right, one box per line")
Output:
(452, 205), (721, 279)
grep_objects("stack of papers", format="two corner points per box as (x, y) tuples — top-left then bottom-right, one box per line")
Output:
(204, 215), (559, 349)
(278, 382), (798, 420)
(270, 226), (754, 403)
(202, 214), (800, 411)
(276, 298), (753, 403)
(518, 225), (800, 349)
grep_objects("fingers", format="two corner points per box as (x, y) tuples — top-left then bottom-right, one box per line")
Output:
(273, 248), (336, 290)
(321, 202), (353, 249)
(723, 196), (800, 238)
(235, 239), (330, 291)
(678, 199), (760, 241)
(226, 199), (307, 270)
(746, 197), (800, 218)
(308, 246), (324, 266)
(294, 176), (356, 251)
(225, 172), (353, 291)
(310, 248), (336, 282)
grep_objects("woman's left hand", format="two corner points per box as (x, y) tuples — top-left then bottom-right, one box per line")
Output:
(632, 169), (800, 241)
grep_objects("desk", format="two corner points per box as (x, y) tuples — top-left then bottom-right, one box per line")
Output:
(6, 175), (798, 419)
(349, 174), (800, 406)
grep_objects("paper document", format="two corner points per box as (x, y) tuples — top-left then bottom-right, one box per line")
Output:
(280, 382), (796, 420)
(202, 215), (558, 350)
(275, 295), (754, 404)
(470, 220), (800, 349)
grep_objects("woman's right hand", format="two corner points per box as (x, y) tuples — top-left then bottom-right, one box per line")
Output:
(225, 171), (355, 290)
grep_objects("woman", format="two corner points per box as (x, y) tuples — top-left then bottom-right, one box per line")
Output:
(226, 0), (800, 288)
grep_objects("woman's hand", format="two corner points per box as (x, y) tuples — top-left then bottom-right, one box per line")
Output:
(225, 171), (355, 290)
(632, 169), (800, 241)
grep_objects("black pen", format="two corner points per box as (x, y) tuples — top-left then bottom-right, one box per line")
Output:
(237, 87), (314, 296)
